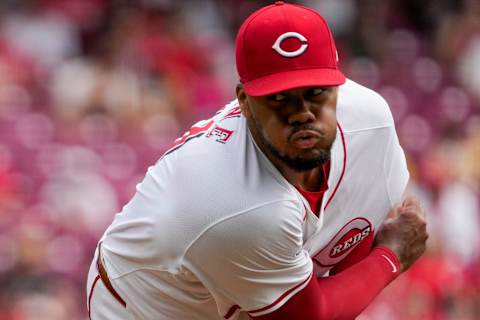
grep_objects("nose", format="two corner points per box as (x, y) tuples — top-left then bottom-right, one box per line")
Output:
(287, 99), (315, 125)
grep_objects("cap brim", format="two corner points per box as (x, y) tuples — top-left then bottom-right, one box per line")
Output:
(243, 68), (346, 97)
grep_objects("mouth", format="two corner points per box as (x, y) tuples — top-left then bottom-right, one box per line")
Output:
(289, 130), (321, 149)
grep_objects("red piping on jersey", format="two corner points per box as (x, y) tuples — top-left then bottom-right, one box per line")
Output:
(324, 122), (346, 210)
(224, 305), (241, 319)
(88, 275), (101, 320)
(247, 273), (312, 315)
(96, 244), (127, 308)
(161, 119), (215, 158)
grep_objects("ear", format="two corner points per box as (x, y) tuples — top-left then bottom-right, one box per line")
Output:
(236, 83), (252, 119)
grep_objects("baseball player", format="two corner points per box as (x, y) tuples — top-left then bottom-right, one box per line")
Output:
(86, 2), (428, 319)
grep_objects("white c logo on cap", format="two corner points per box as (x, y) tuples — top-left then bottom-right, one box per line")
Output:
(272, 32), (308, 58)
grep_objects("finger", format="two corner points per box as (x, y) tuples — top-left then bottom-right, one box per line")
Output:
(402, 196), (419, 208)
(397, 210), (426, 225)
(413, 202), (426, 219)
(400, 198), (425, 219)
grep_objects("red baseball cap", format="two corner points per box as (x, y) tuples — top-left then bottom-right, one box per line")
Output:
(236, 1), (346, 96)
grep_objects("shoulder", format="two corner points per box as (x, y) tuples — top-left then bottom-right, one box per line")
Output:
(337, 79), (394, 132)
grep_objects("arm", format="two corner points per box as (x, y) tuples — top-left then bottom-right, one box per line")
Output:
(252, 197), (428, 320)
(331, 122), (410, 276)
(252, 246), (398, 320)
(328, 227), (374, 276)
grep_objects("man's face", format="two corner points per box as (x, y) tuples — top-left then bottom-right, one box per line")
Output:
(238, 86), (338, 172)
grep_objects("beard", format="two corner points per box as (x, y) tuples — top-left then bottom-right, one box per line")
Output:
(251, 116), (335, 172)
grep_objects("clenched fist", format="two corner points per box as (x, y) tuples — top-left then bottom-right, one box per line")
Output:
(375, 197), (429, 272)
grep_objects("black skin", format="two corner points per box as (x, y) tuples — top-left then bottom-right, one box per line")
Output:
(236, 84), (338, 192)
(236, 84), (428, 272)
(375, 197), (428, 272)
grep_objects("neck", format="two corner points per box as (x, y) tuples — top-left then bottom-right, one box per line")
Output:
(268, 153), (325, 192)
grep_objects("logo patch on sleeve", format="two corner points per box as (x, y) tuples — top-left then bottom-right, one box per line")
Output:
(313, 217), (372, 267)
(206, 125), (234, 144)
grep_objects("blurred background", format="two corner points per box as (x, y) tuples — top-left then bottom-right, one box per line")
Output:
(0, 0), (478, 319)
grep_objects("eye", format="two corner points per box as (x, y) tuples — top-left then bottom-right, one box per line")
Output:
(312, 88), (324, 95)
(272, 93), (287, 102)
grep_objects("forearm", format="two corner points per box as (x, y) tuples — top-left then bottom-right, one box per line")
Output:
(251, 247), (399, 320)
(315, 246), (399, 319)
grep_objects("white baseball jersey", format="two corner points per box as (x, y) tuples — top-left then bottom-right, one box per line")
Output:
(87, 79), (409, 319)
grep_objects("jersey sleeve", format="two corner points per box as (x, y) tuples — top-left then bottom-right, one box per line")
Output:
(184, 199), (313, 318)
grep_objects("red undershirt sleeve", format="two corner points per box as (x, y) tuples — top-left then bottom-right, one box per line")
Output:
(329, 230), (375, 276)
(250, 246), (400, 320)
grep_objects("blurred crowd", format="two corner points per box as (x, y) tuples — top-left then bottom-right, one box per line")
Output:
(0, 0), (478, 319)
